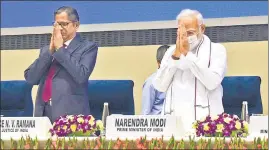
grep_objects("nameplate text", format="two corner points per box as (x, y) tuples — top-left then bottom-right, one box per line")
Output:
(0, 117), (52, 139)
(106, 115), (185, 139)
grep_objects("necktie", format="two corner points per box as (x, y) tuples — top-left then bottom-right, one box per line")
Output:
(42, 44), (66, 102)
(42, 60), (57, 102)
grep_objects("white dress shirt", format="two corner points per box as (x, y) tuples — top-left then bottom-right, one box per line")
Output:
(64, 38), (73, 48)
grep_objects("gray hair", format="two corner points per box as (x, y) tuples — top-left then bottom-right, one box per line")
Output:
(156, 45), (170, 63)
(54, 6), (79, 22)
(176, 9), (204, 25)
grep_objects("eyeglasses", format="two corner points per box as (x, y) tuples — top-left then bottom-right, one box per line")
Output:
(52, 21), (75, 28)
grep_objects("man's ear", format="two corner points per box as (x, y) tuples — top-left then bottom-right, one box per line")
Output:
(200, 24), (206, 34)
(75, 22), (80, 29)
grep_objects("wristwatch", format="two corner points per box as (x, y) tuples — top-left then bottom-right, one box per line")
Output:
(171, 55), (180, 60)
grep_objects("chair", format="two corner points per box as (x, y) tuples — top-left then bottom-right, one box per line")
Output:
(1, 80), (33, 117)
(221, 76), (263, 117)
(87, 80), (135, 120)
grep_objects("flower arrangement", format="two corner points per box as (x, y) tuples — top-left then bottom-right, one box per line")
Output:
(192, 113), (249, 137)
(1, 136), (268, 149)
(49, 114), (104, 137)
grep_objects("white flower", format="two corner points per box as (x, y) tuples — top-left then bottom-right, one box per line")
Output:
(232, 115), (239, 119)
(224, 117), (232, 123)
(235, 121), (241, 130)
(67, 115), (74, 119)
(212, 115), (219, 120)
(77, 117), (84, 123)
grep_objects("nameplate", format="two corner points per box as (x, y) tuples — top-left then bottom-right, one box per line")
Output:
(249, 115), (268, 136)
(105, 115), (185, 139)
(0, 117), (52, 139)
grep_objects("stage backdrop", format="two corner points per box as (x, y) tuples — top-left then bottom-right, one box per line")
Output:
(1, 41), (268, 115)
(1, 1), (267, 28)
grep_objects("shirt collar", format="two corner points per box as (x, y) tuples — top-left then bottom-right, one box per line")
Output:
(64, 38), (74, 48)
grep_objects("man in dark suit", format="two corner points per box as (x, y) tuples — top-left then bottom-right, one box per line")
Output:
(24, 6), (98, 123)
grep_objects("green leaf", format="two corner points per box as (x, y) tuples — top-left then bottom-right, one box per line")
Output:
(62, 138), (65, 149)
(150, 138), (157, 150)
(68, 130), (94, 137)
(256, 137), (259, 144)
(172, 141), (177, 150)
(215, 132), (223, 137)
(207, 138), (211, 149)
(176, 142), (181, 149)
(123, 138), (129, 150)
(107, 140), (112, 149)
(1, 139), (4, 150)
(166, 136), (173, 149)
(90, 139), (95, 149)
(231, 131), (238, 137)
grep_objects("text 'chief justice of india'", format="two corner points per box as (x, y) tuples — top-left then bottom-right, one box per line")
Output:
(24, 6), (98, 123)
(153, 9), (227, 130)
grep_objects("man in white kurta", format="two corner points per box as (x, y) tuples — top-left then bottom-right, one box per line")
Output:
(152, 9), (227, 131)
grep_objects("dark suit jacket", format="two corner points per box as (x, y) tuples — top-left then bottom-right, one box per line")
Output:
(24, 34), (98, 122)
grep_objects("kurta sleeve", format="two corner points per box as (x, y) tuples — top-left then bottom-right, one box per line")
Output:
(152, 45), (179, 92)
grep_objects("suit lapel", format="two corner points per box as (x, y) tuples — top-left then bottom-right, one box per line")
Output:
(53, 33), (82, 79)
(53, 62), (61, 79)
(66, 33), (83, 54)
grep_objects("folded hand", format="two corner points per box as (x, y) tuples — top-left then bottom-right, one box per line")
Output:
(175, 23), (189, 56)
(53, 23), (64, 50)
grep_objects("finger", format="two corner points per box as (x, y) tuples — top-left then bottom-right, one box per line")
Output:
(56, 23), (62, 30)
(55, 24), (60, 30)
(53, 23), (59, 31)
(51, 32), (54, 39)
(180, 30), (185, 37)
(53, 21), (59, 27)
(181, 29), (187, 38)
(179, 23), (184, 31)
(180, 23), (185, 30)
(52, 28), (56, 37)
(52, 31), (56, 39)
(180, 23), (185, 29)
(178, 26), (184, 36)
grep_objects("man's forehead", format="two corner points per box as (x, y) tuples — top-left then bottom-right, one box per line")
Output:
(55, 12), (70, 21)
(55, 19), (70, 23)
(178, 16), (198, 29)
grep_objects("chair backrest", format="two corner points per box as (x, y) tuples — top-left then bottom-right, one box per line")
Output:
(1, 80), (33, 117)
(221, 76), (263, 117)
(87, 80), (135, 120)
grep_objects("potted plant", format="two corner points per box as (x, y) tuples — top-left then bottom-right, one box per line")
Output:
(192, 113), (248, 137)
(49, 114), (104, 137)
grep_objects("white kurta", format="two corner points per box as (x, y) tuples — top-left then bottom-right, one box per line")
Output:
(152, 35), (227, 130)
